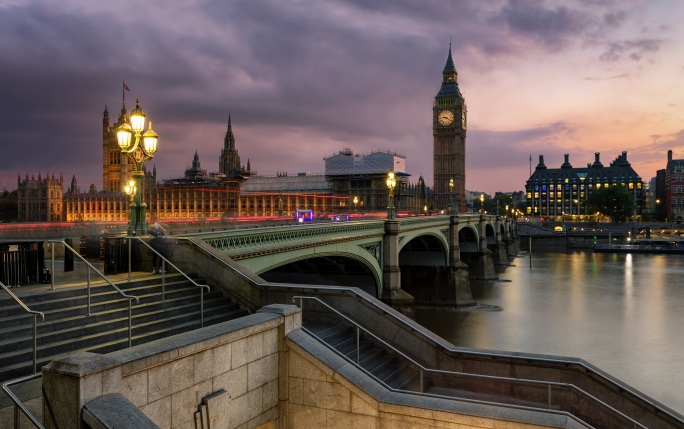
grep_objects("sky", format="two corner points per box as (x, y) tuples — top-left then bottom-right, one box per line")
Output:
(1, 0), (683, 195)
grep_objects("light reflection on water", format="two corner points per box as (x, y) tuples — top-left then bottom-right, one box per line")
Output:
(415, 250), (684, 413)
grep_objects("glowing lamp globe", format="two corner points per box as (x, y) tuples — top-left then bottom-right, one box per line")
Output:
(117, 123), (133, 149)
(143, 122), (158, 153)
(130, 99), (146, 132)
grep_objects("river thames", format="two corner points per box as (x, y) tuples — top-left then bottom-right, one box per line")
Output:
(415, 250), (684, 414)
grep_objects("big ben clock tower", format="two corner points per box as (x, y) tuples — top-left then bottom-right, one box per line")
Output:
(433, 43), (466, 212)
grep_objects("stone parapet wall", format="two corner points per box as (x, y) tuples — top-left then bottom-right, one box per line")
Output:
(286, 329), (580, 429)
(42, 306), (300, 429)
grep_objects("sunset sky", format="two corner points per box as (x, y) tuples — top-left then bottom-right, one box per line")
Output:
(1, 0), (683, 194)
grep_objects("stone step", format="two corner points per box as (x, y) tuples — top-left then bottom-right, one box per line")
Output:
(0, 284), (220, 334)
(0, 301), (238, 369)
(0, 306), (248, 381)
(0, 278), (197, 320)
(0, 295), (235, 350)
(0, 274), (191, 307)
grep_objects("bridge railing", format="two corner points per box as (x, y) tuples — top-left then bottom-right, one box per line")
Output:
(176, 236), (684, 429)
(294, 295), (644, 429)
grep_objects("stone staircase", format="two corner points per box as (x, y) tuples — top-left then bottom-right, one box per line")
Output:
(304, 322), (423, 392)
(305, 322), (610, 429)
(0, 274), (248, 382)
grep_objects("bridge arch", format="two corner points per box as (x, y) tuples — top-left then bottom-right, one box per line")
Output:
(499, 224), (505, 241)
(458, 225), (479, 252)
(485, 224), (496, 245)
(398, 233), (448, 267)
(255, 250), (381, 297)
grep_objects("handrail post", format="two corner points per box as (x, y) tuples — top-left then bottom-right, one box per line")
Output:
(86, 267), (91, 316)
(128, 238), (132, 282)
(420, 369), (424, 393)
(13, 403), (19, 429)
(128, 298), (132, 348)
(356, 325), (360, 364)
(161, 260), (166, 302)
(548, 383), (551, 409)
(32, 314), (37, 375)
(50, 242), (55, 291)
(200, 288), (205, 328)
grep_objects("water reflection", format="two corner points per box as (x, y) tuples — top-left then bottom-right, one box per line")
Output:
(415, 250), (684, 414)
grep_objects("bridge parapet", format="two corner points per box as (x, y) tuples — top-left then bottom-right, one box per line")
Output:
(180, 220), (385, 255)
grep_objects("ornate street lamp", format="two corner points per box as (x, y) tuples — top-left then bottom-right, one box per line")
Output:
(353, 196), (358, 213)
(117, 99), (158, 235)
(480, 193), (484, 214)
(505, 204), (509, 217)
(449, 178), (454, 213)
(386, 172), (397, 219)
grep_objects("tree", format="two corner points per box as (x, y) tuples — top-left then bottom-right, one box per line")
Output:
(0, 190), (18, 222)
(641, 210), (653, 223)
(585, 185), (636, 223)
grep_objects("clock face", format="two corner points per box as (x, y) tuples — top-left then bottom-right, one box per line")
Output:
(461, 105), (467, 130)
(438, 110), (454, 126)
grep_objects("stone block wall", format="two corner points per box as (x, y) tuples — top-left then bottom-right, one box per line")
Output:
(42, 306), (300, 429)
(285, 330), (578, 429)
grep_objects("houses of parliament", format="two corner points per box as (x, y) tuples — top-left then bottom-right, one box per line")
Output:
(16, 46), (462, 223)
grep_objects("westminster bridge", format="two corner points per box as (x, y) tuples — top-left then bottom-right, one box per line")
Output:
(176, 214), (519, 310)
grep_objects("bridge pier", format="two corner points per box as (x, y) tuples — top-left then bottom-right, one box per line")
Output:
(492, 216), (509, 265)
(459, 215), (498, 280)
(399, 215), (476, 307)
(380, 219), (415, 316)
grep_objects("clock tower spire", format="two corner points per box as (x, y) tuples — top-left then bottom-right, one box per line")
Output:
(433, 43), (466, 212)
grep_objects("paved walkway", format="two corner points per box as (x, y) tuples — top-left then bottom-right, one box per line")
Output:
(5, 258), (167, 299)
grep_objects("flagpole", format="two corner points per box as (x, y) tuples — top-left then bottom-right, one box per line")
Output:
(122, 80), (125, 108)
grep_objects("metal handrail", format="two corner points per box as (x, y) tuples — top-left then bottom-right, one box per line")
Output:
(47, 239), (139, 347)
(178, 236), (680, 427)
(124, 237), (210, 328)
(2, 374), (44, 429)
(0, 281), (44, 375)
(294, 296), (645, 429)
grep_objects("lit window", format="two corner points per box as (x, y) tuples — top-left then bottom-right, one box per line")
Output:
(535, 193), (539, 198)
(527, 193), (532, 199)
(527, 207), (532, 214)
(565, 178), (569, 183)
(597, 183), (601, 188)
(629, 183), (634, 190)
(637, 183), (642, 189)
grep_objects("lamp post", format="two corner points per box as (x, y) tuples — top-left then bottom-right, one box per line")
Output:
(480, 194), (484, 214)
(116, 99), (158, 236)
(505, 204), (509, 218)
(278, 191), (283, 217)
(449, 178), (454, 213)
(353, 196), (358, 213)
(386, 172), (397, 219)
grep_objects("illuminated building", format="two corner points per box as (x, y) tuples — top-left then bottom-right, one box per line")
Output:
(526, 152), (644, 220)
(433, 43), (467, 212)
(665, 150), (684, 222)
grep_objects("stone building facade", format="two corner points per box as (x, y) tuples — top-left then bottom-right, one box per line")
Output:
(17, 172), (64, 222)
(526, 152), (644, 221)
(665, 150), (684, 222)
(433, 45), (467, 212)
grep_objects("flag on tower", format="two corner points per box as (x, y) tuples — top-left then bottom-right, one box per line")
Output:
(123, 82), (130, 91)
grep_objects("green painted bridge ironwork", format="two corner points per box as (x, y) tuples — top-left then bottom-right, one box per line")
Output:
(177, 214), (516, 297)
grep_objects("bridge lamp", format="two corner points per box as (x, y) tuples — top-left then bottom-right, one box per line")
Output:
(480, 194), (484, 214)
(353, 196), (358, 213)
(505, 204), (509, 216)
(386, 172), (397, 219)
(449, 178), (454, 212)
(116, 99), (160, 236)
(124, 180), (136, 197)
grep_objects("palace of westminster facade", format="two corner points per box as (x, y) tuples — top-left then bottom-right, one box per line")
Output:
(17, 47), (463, 223)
